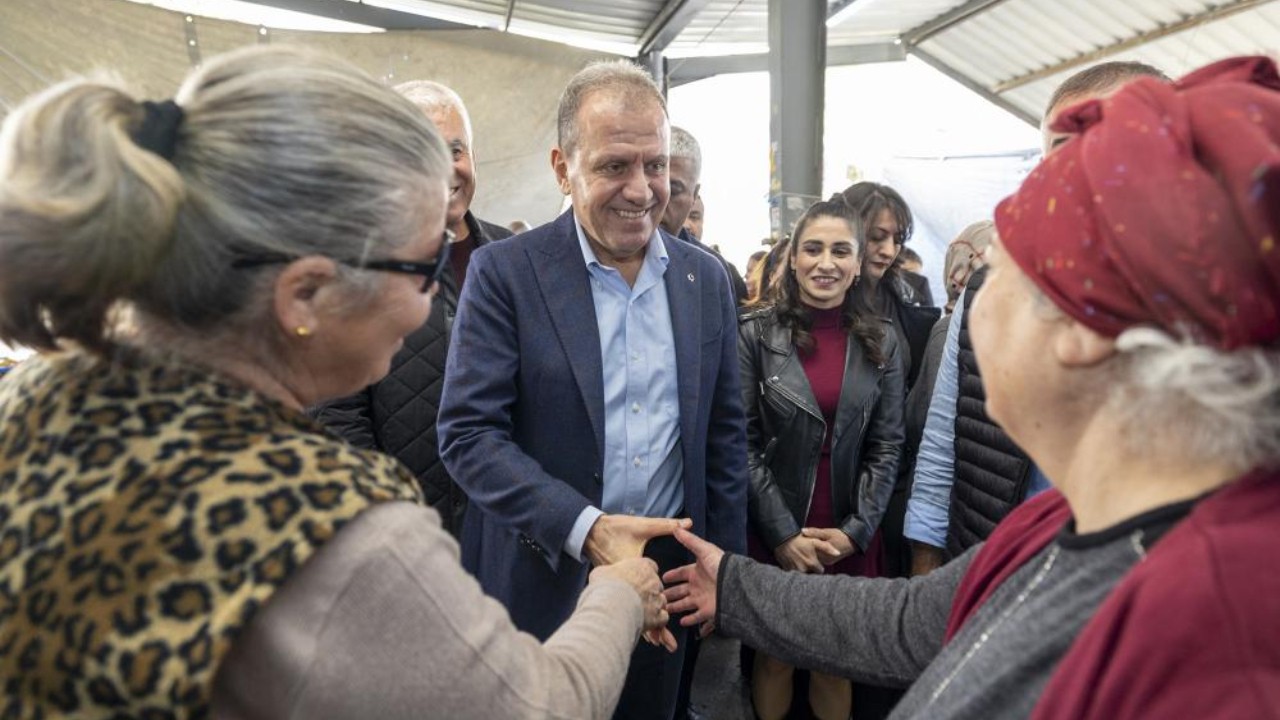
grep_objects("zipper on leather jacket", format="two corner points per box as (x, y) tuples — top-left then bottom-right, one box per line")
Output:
(764, 375), (824, 528)
(765, 375), (822, 422)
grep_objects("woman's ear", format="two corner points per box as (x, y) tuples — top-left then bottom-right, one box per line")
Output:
(1053, 319), (1116, 368)
(272, 256), (340, 339)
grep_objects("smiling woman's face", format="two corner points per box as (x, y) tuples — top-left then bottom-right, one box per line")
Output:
(792, 215), (859, 309)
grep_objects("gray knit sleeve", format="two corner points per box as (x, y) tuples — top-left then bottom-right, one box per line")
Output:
(716, 547), (977, 688)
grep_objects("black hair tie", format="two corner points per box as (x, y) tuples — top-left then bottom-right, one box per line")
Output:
(131, 100), (185, 161)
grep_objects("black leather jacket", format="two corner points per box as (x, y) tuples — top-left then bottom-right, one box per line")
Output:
(738, 307), (905, 552)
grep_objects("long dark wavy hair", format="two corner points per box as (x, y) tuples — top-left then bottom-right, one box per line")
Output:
(832, 181), (914, 311)
(771, 198), (886, 366)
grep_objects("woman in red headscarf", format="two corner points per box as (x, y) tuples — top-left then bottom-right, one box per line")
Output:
(662, 55), (1280, 719)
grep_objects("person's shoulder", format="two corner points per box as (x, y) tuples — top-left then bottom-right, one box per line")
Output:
(665, 228), (717, 265)
(930, 312), (952, 336)
(483, 213), (571, 256)
(1138, 471), (1280, 616)
(471, 221), (538, 265)
(666, 233), (736, 302)
(738, 304), (776, 324)
(737, 306), (780, 345)
(341, 500), (446, 550)
(472, 215), (514, 243)
(1077, 481), (1280, 697)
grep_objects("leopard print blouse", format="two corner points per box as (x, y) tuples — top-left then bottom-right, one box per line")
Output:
(0, 351), (424, 719)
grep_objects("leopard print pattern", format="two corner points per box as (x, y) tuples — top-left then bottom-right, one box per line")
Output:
(0, 351), (424, 719)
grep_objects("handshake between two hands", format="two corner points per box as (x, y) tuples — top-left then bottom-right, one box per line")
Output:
(583, 515), (725, 654)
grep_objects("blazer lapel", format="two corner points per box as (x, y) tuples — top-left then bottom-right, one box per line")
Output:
(531, 211), (606, 463)
(663, 235), (701, 454)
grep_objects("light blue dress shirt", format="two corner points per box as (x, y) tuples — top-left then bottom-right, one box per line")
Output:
(563, 219), (683, 562)
(904, 290), (1051, 548)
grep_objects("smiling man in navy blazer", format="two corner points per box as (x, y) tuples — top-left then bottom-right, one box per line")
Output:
(438, 60), (747, 720)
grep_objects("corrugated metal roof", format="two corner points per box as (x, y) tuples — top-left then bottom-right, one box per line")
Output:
(199, 0), (1280, 122)
(825, 0), (966, 46)
(920, 0), (1280, 120)
(665, 0), (770, 56)
(512, 0), (659, 35)
(505, 0), (662, 53)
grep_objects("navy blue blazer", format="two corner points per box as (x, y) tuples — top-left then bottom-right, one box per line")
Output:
(438, 210), (748, 640)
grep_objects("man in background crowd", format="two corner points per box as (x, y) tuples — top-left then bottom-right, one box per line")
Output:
(897, 247), (935, 307)
(310, 81), (512, 537)
(663, 127), (748, 304)
(683, 194), (704, 240)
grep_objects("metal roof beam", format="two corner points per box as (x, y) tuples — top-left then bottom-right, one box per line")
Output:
(503, 0), (516, 32)
(903, 0), (1011, 46)
(0, 44), (49, 84)
(909, 47), (1038, 126)
(239, 0), (471, 31)
(825, 0), (859, 22)
(669, 41), (905, 86)
(638, 0), (712, 55)
(994, 0), (1274, 93)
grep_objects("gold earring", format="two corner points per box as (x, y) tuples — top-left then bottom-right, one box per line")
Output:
(294, 326), (312, 338)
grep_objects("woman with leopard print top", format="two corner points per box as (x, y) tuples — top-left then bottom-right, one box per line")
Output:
(0, 45), (681, 720)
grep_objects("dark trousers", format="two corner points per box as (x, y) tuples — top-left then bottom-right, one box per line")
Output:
(613, 534), (699, 720)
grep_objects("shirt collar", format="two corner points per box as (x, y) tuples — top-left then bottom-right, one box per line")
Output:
(573, 212), (669, 273)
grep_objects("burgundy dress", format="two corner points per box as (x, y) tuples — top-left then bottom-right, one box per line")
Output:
(748, 305), (882, 577)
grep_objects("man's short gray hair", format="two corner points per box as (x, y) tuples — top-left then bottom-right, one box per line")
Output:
(394, 79), (473, 142)
(557, 60), (666, 156)
(670, 126), (701, 180)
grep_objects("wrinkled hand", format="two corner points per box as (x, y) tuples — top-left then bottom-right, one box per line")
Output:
(661, 528), (724, 630)
(584, 515), (693, 567)
(590, 557), (677, 652)
(774, 533), (838, 574)
(801, 527), (857, 566)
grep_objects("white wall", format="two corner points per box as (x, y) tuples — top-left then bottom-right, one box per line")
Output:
(0, 0), (607, 229)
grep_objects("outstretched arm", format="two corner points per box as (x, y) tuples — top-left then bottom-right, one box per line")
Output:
(214, 502), (674, 719)
(664, 528), (976, 688)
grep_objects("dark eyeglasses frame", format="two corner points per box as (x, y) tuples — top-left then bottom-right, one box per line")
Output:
(231, 230), (454, 293)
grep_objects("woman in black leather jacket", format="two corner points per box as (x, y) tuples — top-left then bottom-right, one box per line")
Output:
(834, 182), (940, 587)
(739, 199), (905, 720)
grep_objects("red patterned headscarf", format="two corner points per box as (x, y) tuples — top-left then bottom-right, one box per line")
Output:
(995, 56), (1280, 351)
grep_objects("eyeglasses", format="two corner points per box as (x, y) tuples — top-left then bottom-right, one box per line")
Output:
(232, 231), (453, 293)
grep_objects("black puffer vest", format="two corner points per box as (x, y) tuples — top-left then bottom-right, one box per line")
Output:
(946, 265), (1033, 557)
(310, 213), (511, 538)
